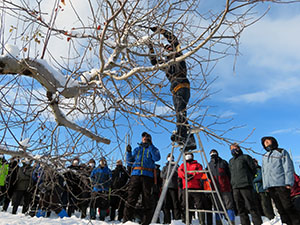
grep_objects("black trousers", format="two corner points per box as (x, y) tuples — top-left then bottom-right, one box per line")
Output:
(233, 187), (262, 225)
(110, 189), (126, 221)
(12, 190), (32, 214)
(268, 186), (300, 225)
(38, 188), (63, 214)
(199, 194), (212, 225)
(258, 192), (275, 220)
(123, 175), (154, 225)
(90, 191), (109, 220)
(182, 189), (204, 224)
(292, 195), (300, 212)
(162, 188), (181, 223)
(172, 87), (190, 138)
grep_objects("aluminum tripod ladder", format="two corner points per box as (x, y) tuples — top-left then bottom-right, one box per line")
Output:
(151, 127), (233, 225)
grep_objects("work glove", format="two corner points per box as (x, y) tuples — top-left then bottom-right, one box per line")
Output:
(126, 144), (132, 153)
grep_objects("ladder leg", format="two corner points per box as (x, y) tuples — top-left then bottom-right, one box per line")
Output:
(151, 146), (184, 224)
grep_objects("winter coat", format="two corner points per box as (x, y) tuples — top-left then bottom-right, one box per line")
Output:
(178, 160), (203, 189)
(291, 173), (300, 198)
(253, 166), (265, 193)
(127, 143), (161, 178)
(15, 164), (33, 191)
(229, 153), (256, 189)
(0, 160), (9, 186)
(262, 148), (294, 189)
(64, 165), (82, 195)
(208, 156), (231, 192)
(111, 165), (129, 190)
(161, 162), (179, 189)
(149, 29), (190, 92)
(90, 166), (112, 192)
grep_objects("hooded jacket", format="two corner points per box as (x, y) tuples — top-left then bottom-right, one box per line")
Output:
(261, 136), (295, 189)
(178, 159), (203, 189)
(127, 143), (160, 178)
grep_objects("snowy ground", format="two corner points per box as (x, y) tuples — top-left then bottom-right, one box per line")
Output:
(0, 207), (284, 225)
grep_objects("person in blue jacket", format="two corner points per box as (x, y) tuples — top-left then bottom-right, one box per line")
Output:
(123, 132), (161, 225)
(90, 157), (112, 220)
(261, 136), (300, 225)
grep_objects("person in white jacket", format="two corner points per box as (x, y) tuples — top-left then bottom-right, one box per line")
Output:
(261, 136), (299, 225)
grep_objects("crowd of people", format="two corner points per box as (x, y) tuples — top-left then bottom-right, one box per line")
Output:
(0, 134), (299, 225)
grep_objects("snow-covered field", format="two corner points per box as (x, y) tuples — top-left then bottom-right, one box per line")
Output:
(0, 207), (284, 225)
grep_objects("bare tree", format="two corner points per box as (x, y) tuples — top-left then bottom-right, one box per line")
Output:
(0, 0), (298, 161)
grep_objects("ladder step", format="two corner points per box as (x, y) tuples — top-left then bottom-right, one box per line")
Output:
(183, 149), (203, 154)
(185, 169), (210, 173)
(188, 209), (226, 214)
(187, 190), (217, 193)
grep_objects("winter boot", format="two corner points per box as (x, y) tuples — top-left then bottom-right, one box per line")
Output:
(36, 209), (46, 218)
(58, 209), (69, 218)
(227, 209), (235, 223)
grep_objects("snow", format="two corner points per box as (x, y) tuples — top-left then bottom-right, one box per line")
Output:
(80, 69), (99, 83)
(2, 44), (19, 58)
(36, 59), (79, 88)
(19, 138), (30, 148)
(0, 207), (284, 225)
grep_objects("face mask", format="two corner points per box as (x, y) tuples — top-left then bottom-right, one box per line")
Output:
(89, 163), (95, 168)
(167, 157), (174, 162)
(185, 154), (193, 161)
(265, 146), (273, 152)
(231, 148), (240, 157)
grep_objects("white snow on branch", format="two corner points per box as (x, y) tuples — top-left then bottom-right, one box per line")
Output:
(36, 59), (79, 88)
(19, 138), (30, 148)
(80, 69), (99, 83)
(2, 44), (19, 58)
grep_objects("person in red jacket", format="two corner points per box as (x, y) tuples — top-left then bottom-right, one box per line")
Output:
(178, 153), (204, 223)
(291, 173), (300, 212)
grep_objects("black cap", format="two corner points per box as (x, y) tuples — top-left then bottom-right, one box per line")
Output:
(142, 132), (150, 137)
(210, 149), (218, 156)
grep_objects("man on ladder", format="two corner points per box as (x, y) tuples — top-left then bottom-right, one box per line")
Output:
(148, 26), (196, 150)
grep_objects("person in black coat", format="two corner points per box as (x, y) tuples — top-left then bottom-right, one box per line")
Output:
(11, 158), (33, 214)
(229, 143), (262, 225)
(110, 159), (130, 221)
(77, 159), (95, 219)
(161, 153), (181, 223)
(64, 157), (82, 217)
(148, 27), (196, 150)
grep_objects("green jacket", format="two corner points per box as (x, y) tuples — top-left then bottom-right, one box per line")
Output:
(0, 162), (9, 186)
